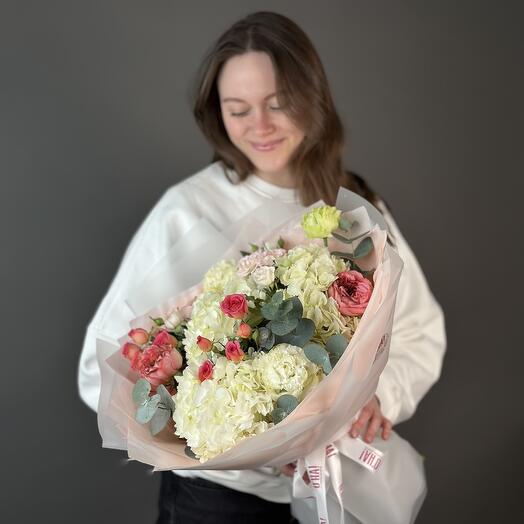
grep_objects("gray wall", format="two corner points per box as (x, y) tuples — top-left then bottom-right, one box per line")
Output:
(1, 1), (522, 522)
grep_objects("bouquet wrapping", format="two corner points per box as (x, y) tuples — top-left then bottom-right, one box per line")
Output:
(96, 188), (425, 523)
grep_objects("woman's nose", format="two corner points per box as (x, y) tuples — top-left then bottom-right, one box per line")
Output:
(252, 109), (275, 135)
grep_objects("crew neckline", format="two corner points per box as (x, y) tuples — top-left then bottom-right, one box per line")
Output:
(243, 173), (299, 204)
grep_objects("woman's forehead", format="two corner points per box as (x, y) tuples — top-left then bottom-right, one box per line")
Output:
(218, 52), (277, 102)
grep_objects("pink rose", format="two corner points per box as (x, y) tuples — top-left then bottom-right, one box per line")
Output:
(236, 322), (252, 338)
(328, 270), (373, 316)
(196, 335), (213, 352)
(220, 294), (248, 319)
(121, 342), (140, 362)
(137, 345), (183, 387)
(153, 329), (178, 348)
(128, 328), (149, 345)
(198, 360), (214, 382)
(225, 340), (244, 363)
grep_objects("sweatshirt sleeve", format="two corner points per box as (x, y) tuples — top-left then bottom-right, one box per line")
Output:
(374, 203), (447, 425)
(77, 185), (200, 412)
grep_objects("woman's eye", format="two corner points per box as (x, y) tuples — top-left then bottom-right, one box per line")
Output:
(269, 106), (282, 111)
(230, 110), (249, 117)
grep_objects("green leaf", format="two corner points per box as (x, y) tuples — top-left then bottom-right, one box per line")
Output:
(272, 407), (287, 424)
(150, 406), (171, 435)
(326, 334), (349, 358)
(277, 394), (299, 414)
(277, 237), (285, 248)
(353, 237), (374, 259)
(240, 250), (250, 257)
(261, 291), (284, 320)
(303, 343), (332, 375)
(132, 379), (151, 406)
(157, 384), (175, 412)
(268, 317), (299, 336)
(322, 358), (333, 374)
(339, 216), (353, 231)
(277, 318), (315, 347)
(150, 316), (165, 326)
(135, 394), (160, 424)
(249, 243), (260, 252)
(258, 327), (275, 350)
(284, 296), (303, 320)
(185, 446), (198, 460)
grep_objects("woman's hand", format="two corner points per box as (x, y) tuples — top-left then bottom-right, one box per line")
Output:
(349, 395), (392, 443)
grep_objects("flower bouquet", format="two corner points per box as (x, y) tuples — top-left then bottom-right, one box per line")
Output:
(96, 188), (421, 523)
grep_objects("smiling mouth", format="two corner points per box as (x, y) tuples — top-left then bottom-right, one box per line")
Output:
(251, 138), (284, 151)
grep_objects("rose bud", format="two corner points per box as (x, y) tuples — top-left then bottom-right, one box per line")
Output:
(196, 335), (213, 352)
(198, 360), (214, 382)
(121, 342), (140, 362)
(225, 340), (245, 363)
(220, 293), (248, 319)
(153, 329), (178, 348)
(128, 328), (149, 345)
(236, 322), (252, 338)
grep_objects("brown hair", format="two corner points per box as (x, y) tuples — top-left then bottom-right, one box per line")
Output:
(192, 11), (383, 210)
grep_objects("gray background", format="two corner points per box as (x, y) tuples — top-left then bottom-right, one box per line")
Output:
(1, 1), (522, 522)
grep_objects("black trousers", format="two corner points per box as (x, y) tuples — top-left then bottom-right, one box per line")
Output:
(156, 471), (298, 524)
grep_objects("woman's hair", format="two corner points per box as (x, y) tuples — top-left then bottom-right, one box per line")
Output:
(192, 11), (382, 210)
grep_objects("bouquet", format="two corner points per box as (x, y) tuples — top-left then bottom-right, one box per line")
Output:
(97, 189), (423, 524)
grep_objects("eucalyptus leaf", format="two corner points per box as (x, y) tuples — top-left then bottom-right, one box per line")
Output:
(286, 296), (303, 320)
(339, 216), (353, 231)
(277, 318), (315, 347)
(303, 343), (331, 375)
(185, 446), (198, 460)
(268, 317), (299, 336)
(353, 237), (374, 259)
(149, 406), (171, 435)
(261, 291), (284, 320)
(277, 394), (299, 414)
(135, 394), (161, 424)
(157, 384), (175, 412)
(326, 334), (349, 358)
(272, 407), (287, 424)
(258, 327), (275, 350)
(132, 379), (151, 406)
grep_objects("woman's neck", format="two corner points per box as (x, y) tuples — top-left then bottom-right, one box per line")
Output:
(254, 169), (297, 189)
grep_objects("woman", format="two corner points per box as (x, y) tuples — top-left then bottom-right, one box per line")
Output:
(78, 11), (446, 524)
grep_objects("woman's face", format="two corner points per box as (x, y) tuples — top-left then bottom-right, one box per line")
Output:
(217, 51), (305, 185)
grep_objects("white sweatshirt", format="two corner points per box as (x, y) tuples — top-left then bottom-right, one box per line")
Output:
(77, 161), (446, 503)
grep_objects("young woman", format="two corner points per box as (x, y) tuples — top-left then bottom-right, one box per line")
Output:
(78, 11), (446, 524)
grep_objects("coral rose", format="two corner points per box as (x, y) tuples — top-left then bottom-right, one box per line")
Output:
(198, 360), (214, 382)
(328, 270), (373, 316)
(225, 340), (245, 363)
(236, 323), (252, 338)
(196, 335), (213, 352)
(137, 345), (183, 387)
(152, 329), (178, 348)
(220, 293), (248, 319)
(128, 328), (149, 345)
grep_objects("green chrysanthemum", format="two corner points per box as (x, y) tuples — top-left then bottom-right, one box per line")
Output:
(301, 206), (341, 239)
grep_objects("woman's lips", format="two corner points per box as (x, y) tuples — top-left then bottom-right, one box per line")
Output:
(250, 138), (284, 152)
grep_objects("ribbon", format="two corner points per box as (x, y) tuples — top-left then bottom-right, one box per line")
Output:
(293, 434), (384, 524)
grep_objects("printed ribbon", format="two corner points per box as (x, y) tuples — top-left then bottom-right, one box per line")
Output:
(293, 434), (384, 524)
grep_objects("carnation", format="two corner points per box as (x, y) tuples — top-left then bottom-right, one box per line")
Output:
(253, 344), (323, 401)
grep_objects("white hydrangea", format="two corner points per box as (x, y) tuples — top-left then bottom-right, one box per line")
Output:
(275, 245), (347, 341)
(183, 291), (237, 362)
(173, 355), (274, 462)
